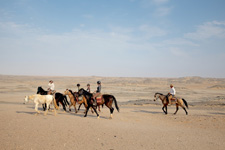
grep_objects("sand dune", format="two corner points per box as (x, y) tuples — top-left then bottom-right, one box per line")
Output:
(0, 75), (225, 150)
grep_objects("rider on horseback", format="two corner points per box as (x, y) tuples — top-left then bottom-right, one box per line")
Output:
(86, 83), (91, 92)
(47, 80), (55, 94)
(168, 84), (176, 105)
(77, 83), (80, 91)
(93, 81), (101, 106)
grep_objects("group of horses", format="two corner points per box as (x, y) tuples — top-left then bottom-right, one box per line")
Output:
(35, 87), (120, 119)
(25, 86), (189, 118)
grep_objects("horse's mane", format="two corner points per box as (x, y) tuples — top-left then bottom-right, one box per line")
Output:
(68, 89), (76, 97)
(37, 86), (44, 91)
(79, 88), (92, 96)
(155, 92), (164, 96)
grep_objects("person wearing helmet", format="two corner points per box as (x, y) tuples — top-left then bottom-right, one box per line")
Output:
(93, 81), (101, 106)
(168, 84), (176, 105)
(77, 83), (80, 92)
(86, 83), (91, 93)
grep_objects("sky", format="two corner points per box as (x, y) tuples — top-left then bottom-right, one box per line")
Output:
(0, 0), (225, 78)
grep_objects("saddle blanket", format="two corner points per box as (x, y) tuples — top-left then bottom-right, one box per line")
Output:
(78, 96), (83, 101)
(96, 96), (102, 103)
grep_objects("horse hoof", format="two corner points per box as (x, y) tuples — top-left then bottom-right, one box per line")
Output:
(97, 116), (100, 119)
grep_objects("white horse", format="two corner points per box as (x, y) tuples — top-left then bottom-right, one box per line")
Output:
(24, 94), (58, 116)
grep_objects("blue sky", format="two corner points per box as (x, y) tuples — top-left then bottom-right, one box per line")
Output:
(0, 0), (225, 77)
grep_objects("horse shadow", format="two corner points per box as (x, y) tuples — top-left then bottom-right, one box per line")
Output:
(132, 109), (162, 114)
(0, 101), (24, 105)
(16, 111), (37, 115)
(209, 112), (225, 115)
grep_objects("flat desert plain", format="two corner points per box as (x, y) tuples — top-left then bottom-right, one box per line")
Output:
(0, 75), (225, 150)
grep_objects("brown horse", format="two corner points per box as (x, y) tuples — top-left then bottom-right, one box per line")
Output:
(64, 89), (89, 113)
(78, 88), (119, 119)
(154, 93), (188, 115)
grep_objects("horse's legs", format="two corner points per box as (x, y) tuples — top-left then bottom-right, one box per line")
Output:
(35, 103), (40, 115)
(73, 102), (77, 113)
(84, 106), (90, 117)
(42, 103), (46, 111)
(162, 105), (167, 114)
(69, 103), (72, 111)
(44, 103), (49, 116)
(91, 107), (94, 113)
(174, 104), (179, 115)
(165, 105), (168, 114)
(92, 106), (99, 118)
(98, 105), (101, 112)
(106, 101), (114, 119)
(109, 107), (114, 119)
(60, 101), (66, 112)
(183, 107), (188, 115)
(78, 103), (82, 111)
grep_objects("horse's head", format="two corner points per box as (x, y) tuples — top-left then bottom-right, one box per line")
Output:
(64, 89), (70, 95)
(24, 96), (29, 104)
(154, 93), (160, 101)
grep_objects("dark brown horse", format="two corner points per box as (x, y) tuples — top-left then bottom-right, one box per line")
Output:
(78, 88), (119, 119)
(154, 93), (188, 115)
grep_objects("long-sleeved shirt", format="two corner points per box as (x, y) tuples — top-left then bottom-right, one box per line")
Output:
(48, 83), (55, 90)
(170, 87), (176, 95)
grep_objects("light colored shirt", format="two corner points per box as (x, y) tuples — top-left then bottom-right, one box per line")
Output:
(170, 87), (176, 95)
(48, 83), (55, 90)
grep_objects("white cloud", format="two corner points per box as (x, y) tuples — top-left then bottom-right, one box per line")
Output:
(152, 0), (169, 5)
(185, 21), (225, 40)
(169, 47), (188, 57)
(154, 6), (172, 17)
(139, 24), (167, 38)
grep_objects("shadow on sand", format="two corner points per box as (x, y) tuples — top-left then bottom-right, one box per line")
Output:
(132, 109), (162, 114)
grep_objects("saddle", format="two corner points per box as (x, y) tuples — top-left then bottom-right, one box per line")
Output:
(96, 94), (103, 103)
(77, 95), (83, 102)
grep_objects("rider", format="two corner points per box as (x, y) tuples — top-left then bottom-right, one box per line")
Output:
(86, 83), (91, 93)
(168, 84), (176, 105)
(47, 80), (55, 92)
(77, 83), (80, 92)
(93, 81), (101, 106)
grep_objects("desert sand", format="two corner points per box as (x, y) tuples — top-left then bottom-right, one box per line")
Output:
(0, 75), (225, 150)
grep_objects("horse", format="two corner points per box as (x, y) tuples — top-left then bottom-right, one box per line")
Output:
(63, 89), (89, 113)
(37, 86), (69, 111)
(37, 86), (54, 110)
(55, 92), (69, 112)
(154, 93), (188, 115)
(78, 88), (119, 119)
(64, 89), (93, 114)
(24, 94), (58, 116)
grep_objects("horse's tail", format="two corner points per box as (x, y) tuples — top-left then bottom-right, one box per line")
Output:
(64, 96), (69, 106)
(182, 98), (188, 109)
(53, 97), (59, 110)
(112, 96), (119, 112)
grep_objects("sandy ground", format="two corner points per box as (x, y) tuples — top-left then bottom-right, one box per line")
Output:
(0, 75), (225, 150)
